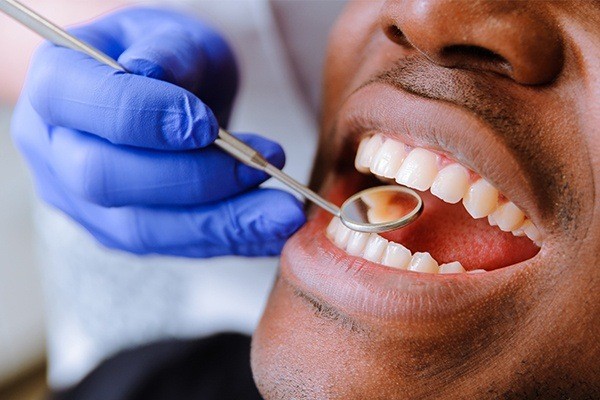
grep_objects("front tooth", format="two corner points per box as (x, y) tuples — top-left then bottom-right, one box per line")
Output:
(430, 164), (469, 204)
(395, 148), (439, 191)
(370, 139), (407, 179)
(346, 231), (369, 256)
(439, 261), (466, 274)
(326, 218), (341, 239)
(487, 214), (498, 227)
(408, 252), (439, 273)
(381, 243), (411, 269)
(363, 234), (388, 263)
(334, 223), (352, 248)
(521, 220), (542, 243)
(355, 135), (384, 173)
(462, 179), (498, 218)
(491, 201), (525, 232)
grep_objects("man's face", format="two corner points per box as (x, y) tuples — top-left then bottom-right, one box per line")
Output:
(253, 1), (600, 398)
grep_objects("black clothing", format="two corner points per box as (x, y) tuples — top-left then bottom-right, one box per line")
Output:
(50, 333), (262, 400)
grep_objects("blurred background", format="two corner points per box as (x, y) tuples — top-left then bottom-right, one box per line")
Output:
(1, 4), (130, 397)
(0, 102), (44, 399)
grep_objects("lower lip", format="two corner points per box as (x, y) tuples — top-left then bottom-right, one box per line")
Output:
(280, 212), (537, 325)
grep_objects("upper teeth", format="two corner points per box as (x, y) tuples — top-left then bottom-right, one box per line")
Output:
(355, 134), (542, 244)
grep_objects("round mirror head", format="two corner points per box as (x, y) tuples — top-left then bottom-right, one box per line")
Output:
(340, 185), (423, 233)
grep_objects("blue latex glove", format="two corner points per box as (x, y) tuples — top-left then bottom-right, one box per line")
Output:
(11, 7), (305, 257)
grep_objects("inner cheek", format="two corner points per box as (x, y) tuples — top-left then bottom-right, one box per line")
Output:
(380, 191), (539, 270)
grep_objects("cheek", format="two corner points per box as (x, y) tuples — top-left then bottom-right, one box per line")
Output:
(322, 1), (382, 122)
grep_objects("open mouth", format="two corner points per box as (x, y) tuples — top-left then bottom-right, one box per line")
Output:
(279, 83), (545, 322)
(325, 132), (541, 274)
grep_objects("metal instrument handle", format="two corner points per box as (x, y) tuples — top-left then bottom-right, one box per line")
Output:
(215, 129), (340, 217)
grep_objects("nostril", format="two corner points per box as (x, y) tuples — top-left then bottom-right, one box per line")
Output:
(442, 45), (507, 65)
(384, 24), (411, 48)
(440, 44), (513, 77)
(386, 25), (403, 40)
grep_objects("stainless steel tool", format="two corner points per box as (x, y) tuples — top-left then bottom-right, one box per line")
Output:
(0, 0), (423, 233)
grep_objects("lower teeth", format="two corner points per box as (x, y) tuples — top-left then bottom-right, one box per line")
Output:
(326, 217), (471, 275)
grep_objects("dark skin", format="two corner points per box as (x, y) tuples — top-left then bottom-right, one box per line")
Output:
(252, 1), (600, 399)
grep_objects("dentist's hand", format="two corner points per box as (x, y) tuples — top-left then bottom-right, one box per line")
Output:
(11, 7), (305, 257)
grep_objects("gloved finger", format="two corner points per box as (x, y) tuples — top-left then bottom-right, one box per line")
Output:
(50, 128), (286, 206)
(27, 44), (217, 150)
(51, 187), (306, 258)
(73, 7), (238, 125)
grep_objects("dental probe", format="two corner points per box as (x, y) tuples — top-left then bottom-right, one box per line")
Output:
(0, 0), (423, 233)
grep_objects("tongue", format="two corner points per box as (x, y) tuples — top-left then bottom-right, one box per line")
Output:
(381, 191), (539, 271)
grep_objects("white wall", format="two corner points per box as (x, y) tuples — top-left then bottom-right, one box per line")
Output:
(0, 107), (45, 386)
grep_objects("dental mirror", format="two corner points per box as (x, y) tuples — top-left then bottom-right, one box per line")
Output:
(0, 0), (424, 234)
(339, 185), (423, 233)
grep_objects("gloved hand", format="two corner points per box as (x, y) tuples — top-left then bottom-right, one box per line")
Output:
(11, 7), (305, 257)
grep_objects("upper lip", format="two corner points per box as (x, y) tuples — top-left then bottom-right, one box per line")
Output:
(336, 82), (544, 231)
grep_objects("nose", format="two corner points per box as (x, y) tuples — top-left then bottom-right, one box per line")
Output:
(380, 0), (564, 85)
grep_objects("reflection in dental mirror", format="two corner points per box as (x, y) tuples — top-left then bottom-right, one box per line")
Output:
(340, 186), (423, 234)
